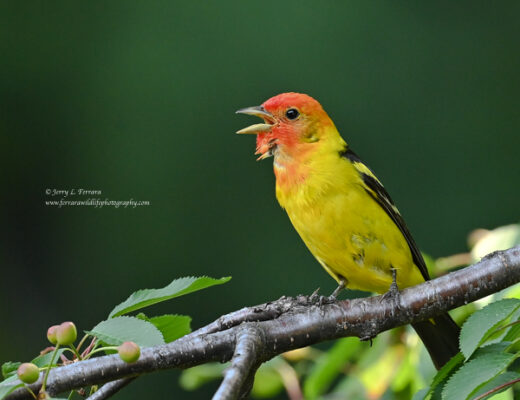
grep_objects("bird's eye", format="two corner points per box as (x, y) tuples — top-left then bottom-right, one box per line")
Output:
(285, 108), (299, 120)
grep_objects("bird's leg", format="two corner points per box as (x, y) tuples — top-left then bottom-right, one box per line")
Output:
(329, 278), (347, 299)
(381, 268), (401, 310)
(388, 267), (399, 298)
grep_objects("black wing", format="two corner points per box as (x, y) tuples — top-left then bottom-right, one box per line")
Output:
(341, 147), (430, 280)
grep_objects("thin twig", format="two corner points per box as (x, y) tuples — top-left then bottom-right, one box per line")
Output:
(472, 377), (520, 400)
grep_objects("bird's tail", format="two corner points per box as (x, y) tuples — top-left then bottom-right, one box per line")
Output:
(412, 312), (460, 369)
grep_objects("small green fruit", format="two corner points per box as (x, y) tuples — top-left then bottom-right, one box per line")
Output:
(56, 321), (77, 345)
(17, 363), (39, 384)
(118, 341), (140, 363)
(47, 325), (59, 345)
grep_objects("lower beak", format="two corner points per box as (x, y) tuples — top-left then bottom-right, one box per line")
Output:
(236, 106), (274, 134)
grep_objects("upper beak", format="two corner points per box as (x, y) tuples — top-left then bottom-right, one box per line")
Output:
(235, 106), (275, 134)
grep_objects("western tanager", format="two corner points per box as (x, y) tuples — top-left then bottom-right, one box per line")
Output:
(236, 92), (459, 369)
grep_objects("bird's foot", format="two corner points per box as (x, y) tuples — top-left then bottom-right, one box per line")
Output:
(308, 288), (331, 306)
(310, 279), (348, 306)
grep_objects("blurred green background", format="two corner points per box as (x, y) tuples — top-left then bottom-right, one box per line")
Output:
(1, 1), (519, 398)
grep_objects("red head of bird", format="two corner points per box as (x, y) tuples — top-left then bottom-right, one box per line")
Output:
(236, 93), (340, 163)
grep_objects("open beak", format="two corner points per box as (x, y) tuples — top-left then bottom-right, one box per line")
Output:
(235, 106), (275, 134)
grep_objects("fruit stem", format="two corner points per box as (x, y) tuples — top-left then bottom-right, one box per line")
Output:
(76, 334), (89, 352)
(69, 344), (82, 360)
(24, 386), (37, 400)
(41, 344), (60, 392)
(84, 346), (118, 359)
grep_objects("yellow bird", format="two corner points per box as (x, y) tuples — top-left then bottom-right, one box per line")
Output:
(237, 92), (459, 368)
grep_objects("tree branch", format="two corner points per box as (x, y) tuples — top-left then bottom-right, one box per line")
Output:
(85, 378), (135, 400)
(212, 326), (263, 400)
(6, 246), (520, 400)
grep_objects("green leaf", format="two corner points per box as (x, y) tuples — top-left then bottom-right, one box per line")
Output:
(442, 352), (517, 400)
(473, 343), (511, 358)
(135, 313), (191, 343)
(87, 316), (165, 347)
(470, 371), (520, 400)
(149, 315), (191, 343)
(109, 276), (231, 318)
(1, 362), (20, 380)
(179, 363), (226, 390)
(502, 322), (520, 342)
(303, 337), (362, 398)
(31, 349), (65, 368)
(423, 352), (463, 400)
(0, 375), (23, 400)
(460, 298), (520, 359)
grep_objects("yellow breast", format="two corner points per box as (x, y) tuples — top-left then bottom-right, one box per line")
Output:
(274, 152), (424, 294)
